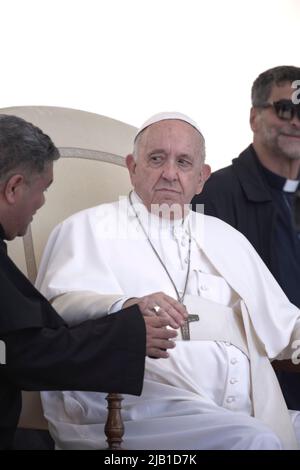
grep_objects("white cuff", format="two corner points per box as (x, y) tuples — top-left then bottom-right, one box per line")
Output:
(51, 291), (125, 326)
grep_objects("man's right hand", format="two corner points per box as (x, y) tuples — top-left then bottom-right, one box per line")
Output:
(123, 292), (188, 329)
(144, 316), (177, 359)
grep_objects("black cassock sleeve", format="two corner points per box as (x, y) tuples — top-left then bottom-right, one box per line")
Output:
(0, 236), (146, 448)
(1, 305), (146, 396)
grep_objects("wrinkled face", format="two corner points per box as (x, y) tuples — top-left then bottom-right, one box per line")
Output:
(15, 163), (53, 237)
(251, 82), (300, 160)
(126, 120), (210, 217)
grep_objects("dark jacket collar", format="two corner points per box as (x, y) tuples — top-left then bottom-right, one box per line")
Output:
(0, 224), (7, 252)
(232, 145), (273, 203)
(0, 223), (5, 240)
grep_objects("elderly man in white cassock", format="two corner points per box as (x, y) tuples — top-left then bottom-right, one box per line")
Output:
(36, 112), (300, 450)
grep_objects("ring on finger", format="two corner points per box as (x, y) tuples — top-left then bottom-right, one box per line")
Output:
(153, 304), (161, 314)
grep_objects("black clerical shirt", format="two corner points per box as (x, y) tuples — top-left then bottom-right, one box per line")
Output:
(258, 166), (300, 308)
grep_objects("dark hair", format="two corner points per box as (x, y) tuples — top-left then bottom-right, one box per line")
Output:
(0, 114), (60, 182)
(251, 65), (300, 106)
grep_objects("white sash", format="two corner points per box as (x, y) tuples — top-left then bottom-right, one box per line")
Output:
(181, 295), (248, 356)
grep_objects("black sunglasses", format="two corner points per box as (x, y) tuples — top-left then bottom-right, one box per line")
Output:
(259, 99), (300, 121)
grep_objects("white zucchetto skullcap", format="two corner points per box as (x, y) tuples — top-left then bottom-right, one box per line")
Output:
(134, 112), (204, 141)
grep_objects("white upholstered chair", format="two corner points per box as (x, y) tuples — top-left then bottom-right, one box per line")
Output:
(0, 105), (136, 449)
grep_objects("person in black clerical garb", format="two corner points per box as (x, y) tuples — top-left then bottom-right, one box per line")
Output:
(0, 114), (178, 450)
(192, 65), (300, 410)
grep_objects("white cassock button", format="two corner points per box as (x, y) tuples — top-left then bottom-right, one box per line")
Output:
(184, 258), (189, 264)
(226, 396), (236, 403)
(200, 285), (208, 291)
(181, 239), (187, 247)
(230, 358), (238, 365)
(230, 378), (238, 384)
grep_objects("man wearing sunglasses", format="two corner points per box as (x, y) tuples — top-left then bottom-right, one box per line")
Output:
(192, 65), (300, 410)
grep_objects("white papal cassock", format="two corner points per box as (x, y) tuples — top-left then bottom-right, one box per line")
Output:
(36, 192), (300, 450)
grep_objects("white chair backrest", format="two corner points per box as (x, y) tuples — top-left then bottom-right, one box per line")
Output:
(0, 106), (136, 280)
(0, 106), (137, 433)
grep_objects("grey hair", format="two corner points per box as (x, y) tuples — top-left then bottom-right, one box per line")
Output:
(132, 123), (206, 163)
(0, 114), (59, 183)
(251, 65), (300, 106)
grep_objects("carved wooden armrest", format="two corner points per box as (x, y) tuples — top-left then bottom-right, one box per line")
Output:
(105, 393), (124, 450)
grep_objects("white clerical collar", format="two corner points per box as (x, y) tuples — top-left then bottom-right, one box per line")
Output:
(259, 162), (300, 193)
(283, 179), (300, 193)
(129, 190), (190, 235)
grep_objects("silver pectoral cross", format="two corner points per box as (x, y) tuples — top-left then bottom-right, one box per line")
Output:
(180, 314), (200, 340)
